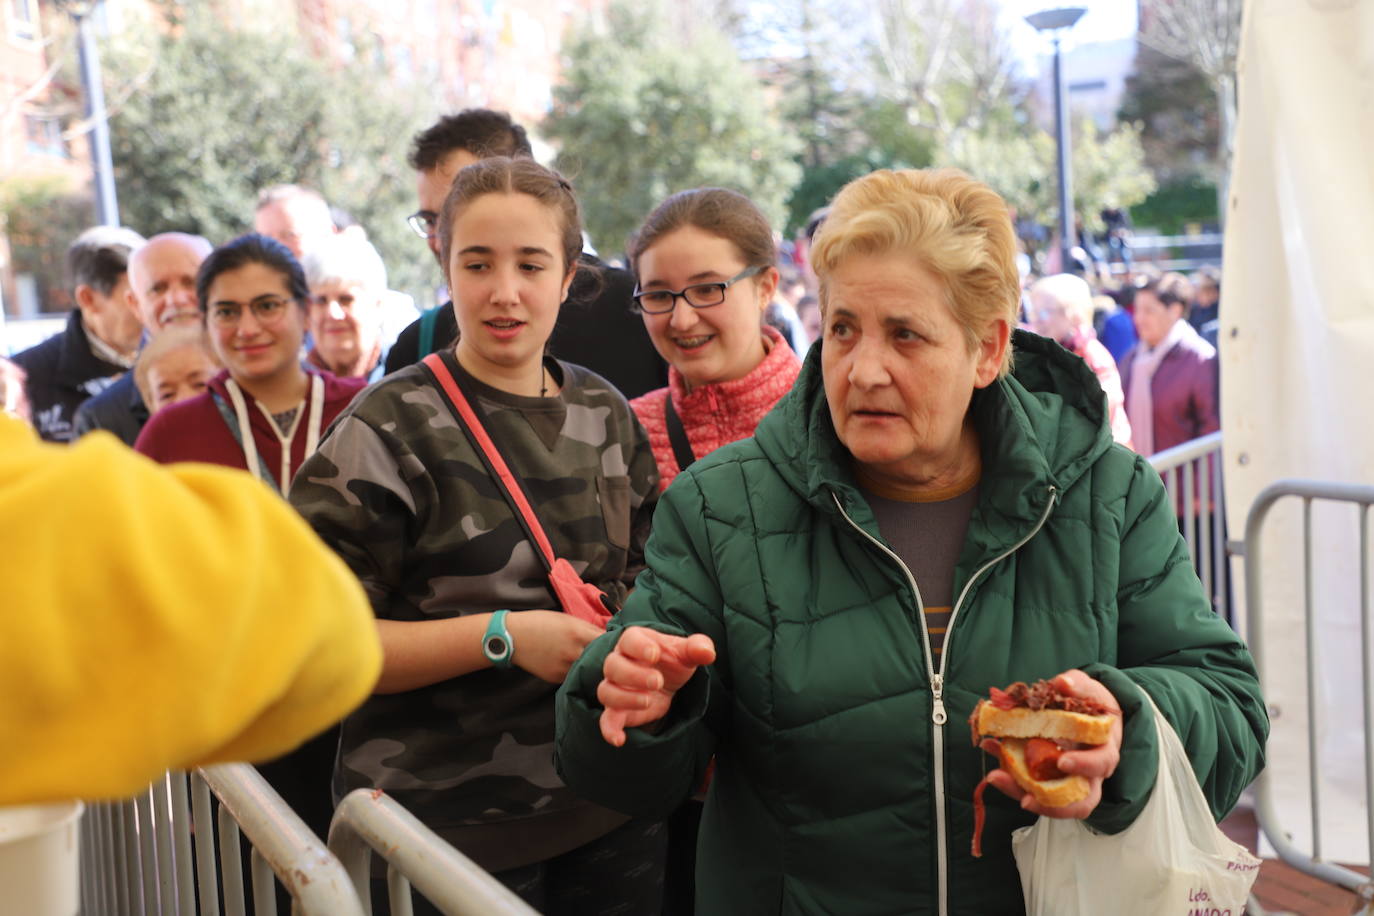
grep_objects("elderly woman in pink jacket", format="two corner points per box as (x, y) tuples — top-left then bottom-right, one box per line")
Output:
(1028, 273), (1134, 450)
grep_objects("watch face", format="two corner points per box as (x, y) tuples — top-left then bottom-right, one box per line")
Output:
(485, 635), (510, 659)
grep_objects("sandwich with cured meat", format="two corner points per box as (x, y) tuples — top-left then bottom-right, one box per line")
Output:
(968, 679), (1117, 856)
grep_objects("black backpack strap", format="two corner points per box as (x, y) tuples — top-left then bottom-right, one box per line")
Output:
(664, 393), (696, 473)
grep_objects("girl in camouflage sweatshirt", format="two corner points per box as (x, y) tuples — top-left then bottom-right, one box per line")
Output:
(290, 158), (662, 912)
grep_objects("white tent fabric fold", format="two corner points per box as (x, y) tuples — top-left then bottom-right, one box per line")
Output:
(1223, 0), (1374, 865)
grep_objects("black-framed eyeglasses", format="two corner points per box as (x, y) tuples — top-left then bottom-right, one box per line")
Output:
(631, 265), (765, 314)
(406, 210), (439, 239)
(207, 295), (293, 327)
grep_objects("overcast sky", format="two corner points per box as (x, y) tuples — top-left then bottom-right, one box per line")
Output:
(1000, 0), (1140, 75)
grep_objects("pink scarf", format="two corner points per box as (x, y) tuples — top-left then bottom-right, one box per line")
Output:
(1125, 317), (1188, 456)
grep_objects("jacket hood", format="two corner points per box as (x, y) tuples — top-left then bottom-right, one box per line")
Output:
(753, 329), (1114, 525)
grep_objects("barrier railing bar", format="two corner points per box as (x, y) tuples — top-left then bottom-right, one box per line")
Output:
(197, 764), (365, 916)
(1363, 503), (1373, 874)
(170, 771), (196, 913)
(80, 805), (95, 914)
(1301, 498), (1322, 861)
(1183, 460), (1196, 564)
(154, 774), (177, 915)
(329, 789), (538, 916)
(137, 786), (160, 914)
(118, 798), (141, 914)
(217, 806), (246, 916)
(388, 865), (415, 916)
(1199, 457), (1214, 602)
(83, 803), (98, 915)
(250, 847), (276, 916)
(1212, 454), (1226, 615)
(1245, 478), (1374, 896)
(103, 802), (121, 914)
(1149, 431), (1223, 469)
(98, 803), (116, 915)
(191, 773), (221, 916)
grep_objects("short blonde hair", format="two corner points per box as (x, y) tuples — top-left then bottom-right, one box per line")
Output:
(810, 168), (1020, 377)
(134, 325), (219, 408)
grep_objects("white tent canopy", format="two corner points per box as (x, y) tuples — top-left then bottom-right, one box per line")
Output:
(1223, 0), (1374, 864)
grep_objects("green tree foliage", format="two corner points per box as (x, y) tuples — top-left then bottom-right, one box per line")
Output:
(722, 0), (1022, 234)
(0, 176), (96, 313)
(946, 117), (1156, 235)
(1137, 0), (1242, 220)
(103, 8), (436, 302)
(1118, 44), (1217, 185)
(543, 0), (802, 258)
(1130, 177), (1219, 235)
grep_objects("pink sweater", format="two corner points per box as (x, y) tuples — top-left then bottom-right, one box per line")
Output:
(631, 325), (802, 491)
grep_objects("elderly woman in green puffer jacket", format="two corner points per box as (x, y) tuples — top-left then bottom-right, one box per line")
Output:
(554, 167), (1267, 916)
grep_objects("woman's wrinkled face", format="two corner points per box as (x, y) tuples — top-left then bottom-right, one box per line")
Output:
(1133, 289), (1183, 349)
(146, 346), (217, 414)
(307, 279), (383, 372)
(635, 225), (776, 391)
(821, 251), (1005, 485)
(1029, 289), (1075, 343)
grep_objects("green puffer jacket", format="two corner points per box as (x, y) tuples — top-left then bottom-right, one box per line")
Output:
(556, 331), (1267, 915)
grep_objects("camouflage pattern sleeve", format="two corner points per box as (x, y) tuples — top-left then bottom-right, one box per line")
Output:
(289, 410), (426, 613)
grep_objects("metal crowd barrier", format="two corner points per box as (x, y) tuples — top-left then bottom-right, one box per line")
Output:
(78, 764), (364, 915)
(1243, 479), (1374, 914)
(1147, 431), (1231, 622)
(328, 788), (537, 916)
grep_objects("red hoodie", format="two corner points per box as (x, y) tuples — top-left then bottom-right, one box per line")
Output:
(135, 368), (365, 493)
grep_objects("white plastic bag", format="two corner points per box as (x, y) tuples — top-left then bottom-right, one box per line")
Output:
(1012, 694), (1261, 916)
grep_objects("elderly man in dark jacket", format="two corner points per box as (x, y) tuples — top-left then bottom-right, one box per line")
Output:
(72, 232), (211, 445)
(13, 226), (146, 441)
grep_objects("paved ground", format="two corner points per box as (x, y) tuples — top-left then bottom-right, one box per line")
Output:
(1220, 803), (1368, 915)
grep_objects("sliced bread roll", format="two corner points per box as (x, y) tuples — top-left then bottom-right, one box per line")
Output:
(995, 738), (1091, 808)
(971, 702), (1115, 746)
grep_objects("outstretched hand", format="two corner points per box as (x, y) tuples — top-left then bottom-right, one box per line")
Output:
(597, 626), (716, 747)
(981, 669), (1124, 820)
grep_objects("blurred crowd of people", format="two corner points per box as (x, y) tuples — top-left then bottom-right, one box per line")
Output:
(1, 105), (1258, 916)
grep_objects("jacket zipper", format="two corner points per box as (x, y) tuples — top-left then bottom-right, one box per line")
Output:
(830, 484), (1058, 916)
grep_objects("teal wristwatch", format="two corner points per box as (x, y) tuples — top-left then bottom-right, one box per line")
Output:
(483, 610), (515, 668)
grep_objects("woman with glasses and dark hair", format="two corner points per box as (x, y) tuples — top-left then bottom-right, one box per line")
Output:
(627, 188), (802, 493)
(134, 233), (365, 491)
(134, 233), (367, 846)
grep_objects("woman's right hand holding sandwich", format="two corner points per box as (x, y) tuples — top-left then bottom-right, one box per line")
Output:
(597, 626), (716, 747)
(981, 669), (1125, 820)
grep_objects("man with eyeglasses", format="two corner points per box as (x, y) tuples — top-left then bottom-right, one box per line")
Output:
(72, 233), (214, 445)
(384, 108), (667, 399)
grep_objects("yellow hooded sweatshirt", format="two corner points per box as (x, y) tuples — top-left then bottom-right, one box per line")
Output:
(0, 415), (382, 804)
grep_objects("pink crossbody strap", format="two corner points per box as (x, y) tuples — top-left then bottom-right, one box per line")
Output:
(421, 353), (558, 566)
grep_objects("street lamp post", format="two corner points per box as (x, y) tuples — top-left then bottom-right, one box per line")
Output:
(55, 0), (120, 227)
(1026, 7), (1086, 274)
